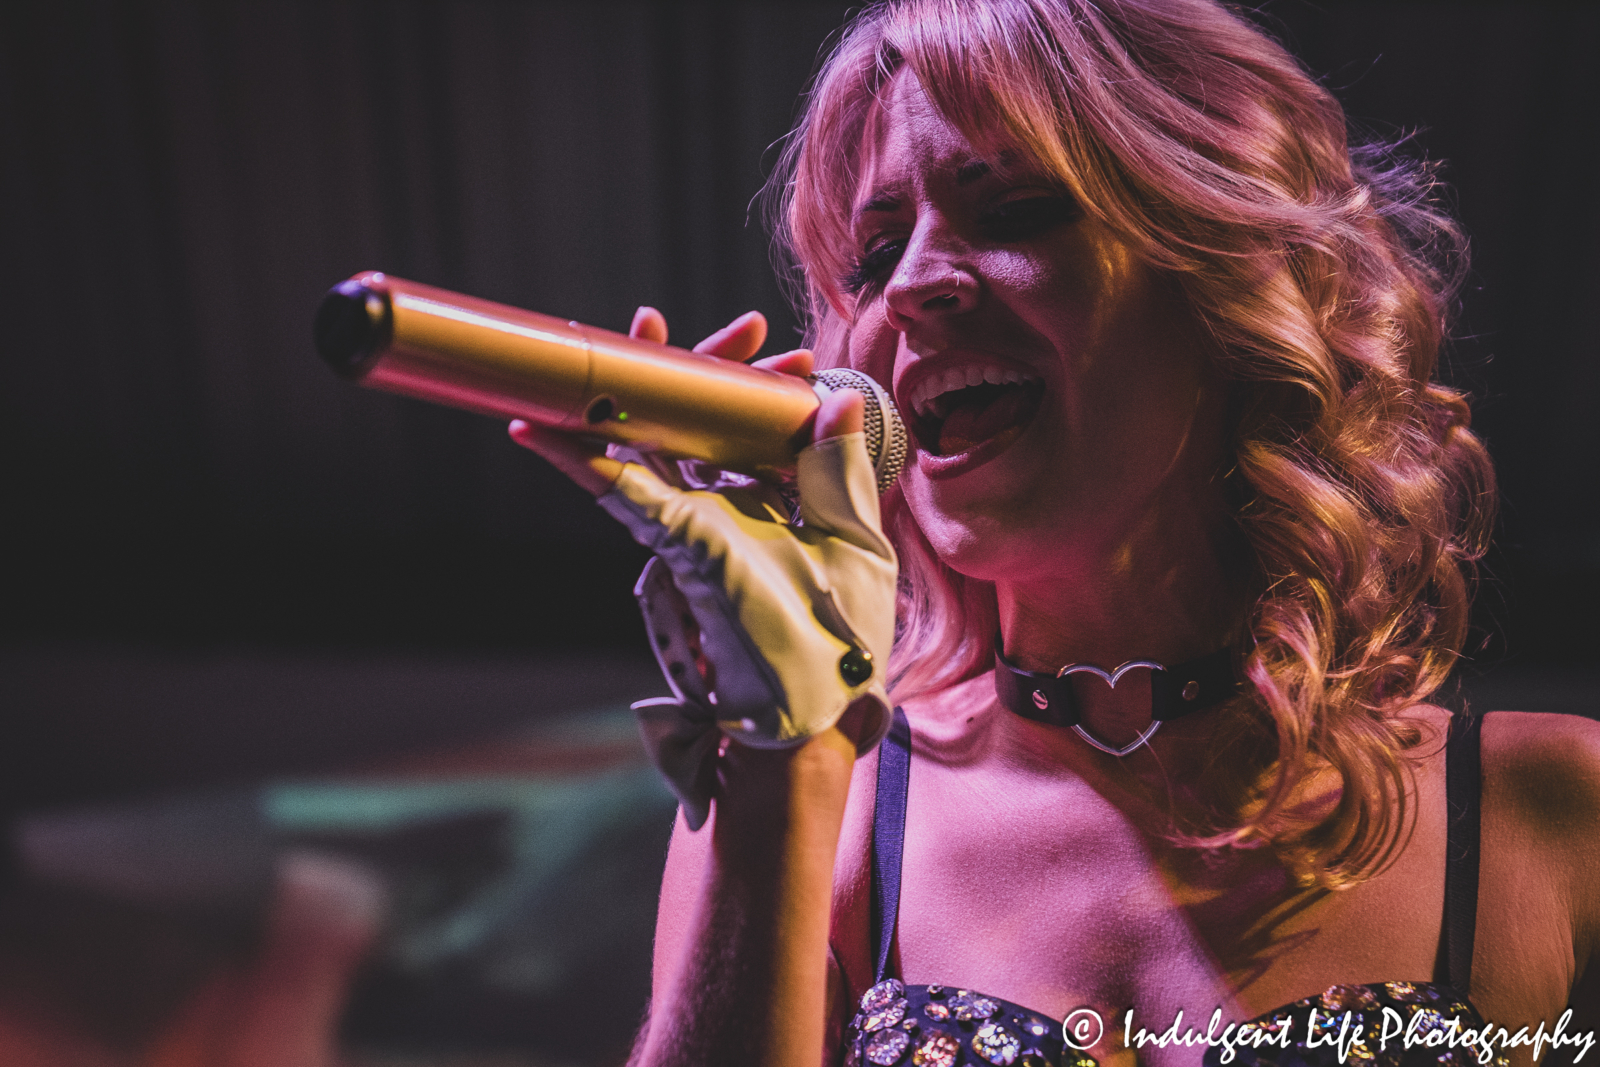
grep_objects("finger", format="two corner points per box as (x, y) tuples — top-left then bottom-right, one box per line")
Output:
(692, 311), (767, 362)
(630, 305), (669, 344)
(814, 388), (865, 443)
(750, 349), (815, 378)
(510, 420), (625, 496)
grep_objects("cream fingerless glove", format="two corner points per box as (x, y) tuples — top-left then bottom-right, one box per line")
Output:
(597, 432), (897, 829)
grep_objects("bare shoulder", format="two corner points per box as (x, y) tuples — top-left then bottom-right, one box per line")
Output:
(1479, 709), (1600, 839)
(1480, 710), (1600, 961)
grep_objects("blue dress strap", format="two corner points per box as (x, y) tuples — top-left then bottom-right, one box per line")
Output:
(871, 706), (912, 984)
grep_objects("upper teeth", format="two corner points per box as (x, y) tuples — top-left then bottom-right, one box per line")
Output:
(906, 363), (1039, 419)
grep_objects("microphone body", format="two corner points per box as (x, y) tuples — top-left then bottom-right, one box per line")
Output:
(315, 272), (905, 487)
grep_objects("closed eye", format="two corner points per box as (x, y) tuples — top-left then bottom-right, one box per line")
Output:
(840, 191), (1080, 296)
(980, 194), (1082, 241)
(841, 238), (907, 295)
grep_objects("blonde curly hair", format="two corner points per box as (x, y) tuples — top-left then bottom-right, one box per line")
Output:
(767, 0), (1496, 885)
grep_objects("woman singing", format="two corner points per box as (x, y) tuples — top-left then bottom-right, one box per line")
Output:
(514, 1), (1600, 1065)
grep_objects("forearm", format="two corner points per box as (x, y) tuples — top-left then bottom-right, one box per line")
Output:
(639, 726), (857, 1067)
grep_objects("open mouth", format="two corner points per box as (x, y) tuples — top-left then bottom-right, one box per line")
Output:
(903, 364), (1045, 458)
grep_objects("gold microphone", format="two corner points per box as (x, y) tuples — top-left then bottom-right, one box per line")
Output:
(314, 272), (906, 491)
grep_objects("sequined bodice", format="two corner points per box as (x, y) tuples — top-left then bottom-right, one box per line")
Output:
(845, 980), (1068, 1067)
(855, 712), (1493, 1067)
(844, 979), (1490, 1067)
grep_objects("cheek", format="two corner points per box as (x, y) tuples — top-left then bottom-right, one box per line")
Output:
(971, 253), (1101, 371)
(846, 305), (899, 387)
(973, 249), (1058, 298)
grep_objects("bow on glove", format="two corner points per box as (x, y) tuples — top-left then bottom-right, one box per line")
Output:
(598, 431), (898, 830)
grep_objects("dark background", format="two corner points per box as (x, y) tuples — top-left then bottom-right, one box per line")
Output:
(1, 0), (1596, 805)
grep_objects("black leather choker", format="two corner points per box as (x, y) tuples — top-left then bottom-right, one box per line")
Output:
(994, 640), (1240, 756)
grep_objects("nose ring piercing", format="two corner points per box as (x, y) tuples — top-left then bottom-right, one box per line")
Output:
(933, 267), (962, 305)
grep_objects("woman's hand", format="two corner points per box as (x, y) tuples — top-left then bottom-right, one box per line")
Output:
(509, 307), (895, 828)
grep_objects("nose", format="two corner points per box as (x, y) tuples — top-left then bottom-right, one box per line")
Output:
(883, 228), (976, 330)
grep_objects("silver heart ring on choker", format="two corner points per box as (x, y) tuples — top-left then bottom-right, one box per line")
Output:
(992, 638), (1240, 756)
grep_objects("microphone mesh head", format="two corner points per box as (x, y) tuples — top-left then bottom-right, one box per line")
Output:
(811, 368), (907, 494)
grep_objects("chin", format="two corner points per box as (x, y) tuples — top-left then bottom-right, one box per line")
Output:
(901, 476), (1051, 584)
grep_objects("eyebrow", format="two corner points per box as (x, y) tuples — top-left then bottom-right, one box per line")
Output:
(955, 159), (991, 186)
(856, 191), (900, 220)
(853, 152), (1017, 222)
